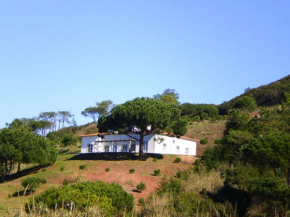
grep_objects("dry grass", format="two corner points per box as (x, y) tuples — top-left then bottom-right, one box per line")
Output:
(186, 121), (226, 143)
(182, 170), (224, 194)
(141, 193), (175, 217)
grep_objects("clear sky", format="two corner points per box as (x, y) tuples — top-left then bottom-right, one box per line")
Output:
(1, 1), (290, 128)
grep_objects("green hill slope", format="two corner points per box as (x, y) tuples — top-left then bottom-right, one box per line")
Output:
(219, 74), (290, 114)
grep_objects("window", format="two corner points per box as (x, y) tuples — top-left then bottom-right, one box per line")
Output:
(122, 145), (128, 152)
(143, 142), (148, 151)
(185, 148), (189, 154)
(163, 143), (166, 150)
(88, 144), (93, 153)
(173, 139), (175, 144)
(113, 145), (117, 152)
(176, 146), (180, 149)
(130, 143), (136, 152)
(104, 146), (110, 152)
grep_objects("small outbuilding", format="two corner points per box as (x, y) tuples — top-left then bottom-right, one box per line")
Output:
(81, 133), (197, 156)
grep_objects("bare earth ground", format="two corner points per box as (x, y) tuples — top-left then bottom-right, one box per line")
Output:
(0, 154), (195, 214)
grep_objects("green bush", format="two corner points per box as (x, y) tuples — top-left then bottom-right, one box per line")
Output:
(25, 181), (134, 216)
(41, 168), (47, 172)
(200, 139), (208, 145)
(158, 177), (181, 196)
(62, 179), (69, 185)
(60, 167), (64, 171)
(176, 171), (190, 180)
(21, 177), (47, 191)
(79, 164), (86, 170)
(105, 167), (110, 172)
(8, 194), (12, 198)
(137, 181), (146, 192)
(61, 134), (78, 147)
(129, 168), (135, 173)
(154, 169), (161, 176)
(153, 158), (158, 162)
(214, 139), (221, 145)
(138, 197), (145, 205)
(173, 157), (181, 163)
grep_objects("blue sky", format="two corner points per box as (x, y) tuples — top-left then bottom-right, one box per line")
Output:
(1, 1), (290, 128)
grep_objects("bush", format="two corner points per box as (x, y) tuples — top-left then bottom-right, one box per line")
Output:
(63, 179), (69, 185)
(60, 167), (64, 171)
(153, 158), (158, 162)
(173, 157), (181, 163)
(79, 164), (86, 170)
(25, 181), (135, 216)
(137, 181), (146, 192)
(21, 177), (47, 191)
(41, 168), (47, 172)
(138, 197), (145, 205)
(176, 171), (190, 180)
(105, 167), (110, 172)
(214, 139), (221, 145)
(8, 194), (12, 198)
(129, 168), (135, 173)
(200, 139), (208, 145)
(154, 169), (161, 176)
(61, 134), (78, 147)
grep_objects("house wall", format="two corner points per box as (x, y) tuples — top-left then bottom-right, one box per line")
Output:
(153, 135), (196, 156)
(81, 134), (196, 156)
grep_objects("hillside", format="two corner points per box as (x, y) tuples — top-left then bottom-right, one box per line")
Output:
(219, 74), (290, 114)
(0, 154), (195, 215)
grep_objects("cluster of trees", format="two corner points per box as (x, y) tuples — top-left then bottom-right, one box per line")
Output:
(81, 100), (114, 123)
(180, 103), (219, 121)
(6, 111), (75, 137)
(197, 92), (290, 215)
(219, 74), (290, 114)
(0, 126), (57, 180)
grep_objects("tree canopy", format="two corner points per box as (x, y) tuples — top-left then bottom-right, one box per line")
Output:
(81, 100), (114, 122)
(98, 97), (187, 158)
(0, 128), (57, 180)
(153, 89), (180, 105)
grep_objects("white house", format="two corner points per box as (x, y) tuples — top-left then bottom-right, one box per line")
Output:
(81, 133), (197, 156)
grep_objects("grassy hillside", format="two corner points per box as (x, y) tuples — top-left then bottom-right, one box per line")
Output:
(219, 74), (290, 114)
(0, 154), (195, 215)
(185, 120), (226, 156)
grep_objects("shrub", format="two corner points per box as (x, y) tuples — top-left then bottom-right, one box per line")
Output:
(192, 115), (201, 122)
(154, 169), (161, 176)
(8, 194), (12, 198)
(129, 168), (135, 173)
(214, 139), (221, 145)
(138, 197), (145, 205)
(105, 167), (110, 172)
(200, 139), (208, 145)
(41, 168), (47, 172)
(153, 158), (158, 162)
(21, 177), (47, 191)
(173, 157), (181, 163)
(61, 134), (78, 147)
(176, 171), (190, 180)
(79, 164), (86, 170)
(137, 181), (146, 192)
(60, 167), (64, 171)
(63, 179), (69, 185)
(25, 181), (135, 216)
